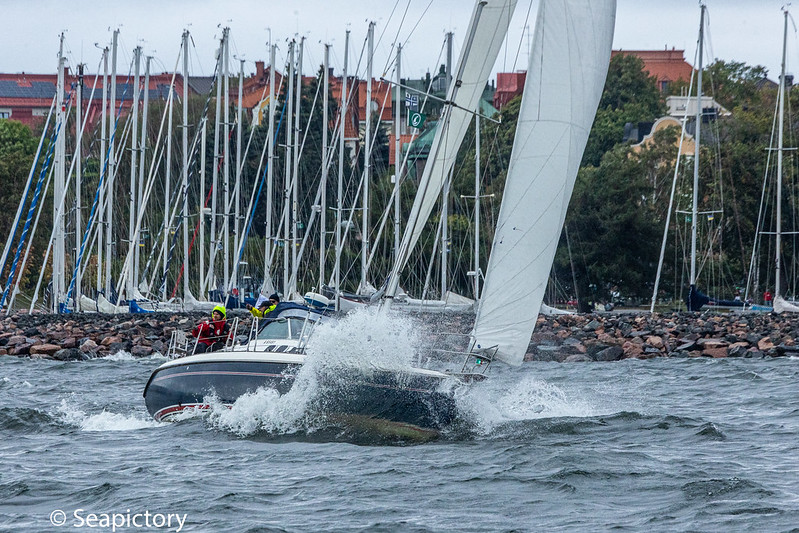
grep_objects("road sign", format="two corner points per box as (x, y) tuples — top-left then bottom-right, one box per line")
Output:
(408, 111), (426, 129)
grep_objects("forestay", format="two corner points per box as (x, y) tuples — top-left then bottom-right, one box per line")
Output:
(470, 0), (616, 365)
(385, 0), (517, 300)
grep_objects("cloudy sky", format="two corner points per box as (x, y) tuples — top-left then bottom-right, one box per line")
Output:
(0, 0), (792, 81)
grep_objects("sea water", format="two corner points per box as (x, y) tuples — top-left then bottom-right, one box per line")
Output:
(1, 313), (798, 532)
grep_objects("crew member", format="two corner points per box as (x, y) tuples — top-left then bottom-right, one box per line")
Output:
(245, 293), (280, 318)
(191, 305), (231, 353)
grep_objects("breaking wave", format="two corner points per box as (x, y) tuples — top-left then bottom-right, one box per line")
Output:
(55, 399), (161, 431)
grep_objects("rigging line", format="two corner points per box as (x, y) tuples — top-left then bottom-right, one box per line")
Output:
(230, 59), (288, 284)
(133, 49), (188, 293)
(510, 0), (535, 73)
(373, 0), (406, 76)
(0, 95), (55, 284)
(65, 104), (135, 306)
(744, 73), (782, 301)
(401, 0), (435, 51)
(226, 76), (294, 300)
(0, 97), (68, 311)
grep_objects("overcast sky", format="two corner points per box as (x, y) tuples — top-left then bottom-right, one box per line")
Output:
(0, 0), (793, 81)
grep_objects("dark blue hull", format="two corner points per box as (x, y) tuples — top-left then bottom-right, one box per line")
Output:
(143, 360), (458, 432)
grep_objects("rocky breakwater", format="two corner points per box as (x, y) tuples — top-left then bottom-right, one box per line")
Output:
(0, 311), (215, 361)
(526, 312), (799, 362)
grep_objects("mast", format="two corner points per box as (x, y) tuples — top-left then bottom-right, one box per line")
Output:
(137, 56), (151, 291)
(54, 35), (66, 311)
(284, 41), (295, 295)
(689, 5), (704, 293)
(235, 57), (244, 302)
(208, 29), (225, 297)
(223, 29), (231, 295)
(265, 44), (276, 291)
(291, 38), (304, 297)
(164, 72), (174, 300)
(182, 30), (191, 300)
(105, 29), (118, 298)
(335, 30), (350, 310)
(75, 63), (84, 311)
(776, 9), (788, 300)
(474, 112), (481, 300)
(97, 47), (108, 295)
(394, 44), (402, 262)
(199, 114), (207, 297)
(320, 44), (330, 288)
(441, 31), (454, 299)
(53, 33), (66, 312)
(128, 46), (141, 299)
(361, 22), (374, 293)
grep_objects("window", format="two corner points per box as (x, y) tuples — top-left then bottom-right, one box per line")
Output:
(660, 81), (670, 93)
(0, 109), (11, 119)
(257, 319), (289, 340)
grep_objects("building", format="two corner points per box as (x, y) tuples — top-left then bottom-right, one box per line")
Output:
(0, 69), (186, 129)
(493, 71), (526, 110)
(611, 48), (694, 93)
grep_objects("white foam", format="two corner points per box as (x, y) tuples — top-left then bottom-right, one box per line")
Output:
(304, 307), (422, 372)
(102, 350), (135, 361)
(205, 386), (311, 436)
(457, 374), (608, 434)
(55, 399), (161, 431)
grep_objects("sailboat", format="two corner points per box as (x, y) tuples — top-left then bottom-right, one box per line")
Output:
(762, 9), (799, 314)
(143, 0), (616, 434)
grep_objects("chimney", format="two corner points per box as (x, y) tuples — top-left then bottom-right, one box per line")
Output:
(256, 61), (265, 80)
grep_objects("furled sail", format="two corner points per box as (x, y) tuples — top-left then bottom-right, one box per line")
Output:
(385, 0), (517, 299)
(470, 0), (617, 365)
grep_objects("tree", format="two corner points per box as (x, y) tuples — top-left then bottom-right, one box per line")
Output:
(582, 54), (666, 167)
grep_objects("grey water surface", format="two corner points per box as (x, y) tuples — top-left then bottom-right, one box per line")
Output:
(1, 353), (798, 532)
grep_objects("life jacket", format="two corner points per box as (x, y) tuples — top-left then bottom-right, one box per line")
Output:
(191, 319), (231, 346)
(249, 303), (276, 318)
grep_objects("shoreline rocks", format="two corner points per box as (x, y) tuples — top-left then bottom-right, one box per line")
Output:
(524, 311), (799, 362)
(0, 311), (214, 360)
(1, 309), (797, 363)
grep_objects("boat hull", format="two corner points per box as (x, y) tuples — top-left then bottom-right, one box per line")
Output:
(143, 358), (459, 432)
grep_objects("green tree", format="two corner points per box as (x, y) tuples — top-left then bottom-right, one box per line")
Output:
(582, 54), (666, 167)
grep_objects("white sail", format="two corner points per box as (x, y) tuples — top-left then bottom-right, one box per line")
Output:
(471, 0), (616, 365)
(386, 0), (517, 298)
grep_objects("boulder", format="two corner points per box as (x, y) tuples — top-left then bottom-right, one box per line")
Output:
(131, 345), (153, 357)
(29, 343), (61, 356)
(53, 348), (87, 361)
(757, 338), (775, 351)
(61, 337), (78, 349)
(79, 339), (98, 353)
(100, 335), (122, 347)
(703, 346), (728, 358)
(594, 346), (624, 362)
(728, 344), (749, 358)
(645, 335), (664, 349)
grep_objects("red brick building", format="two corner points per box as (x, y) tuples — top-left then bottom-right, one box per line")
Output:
(611, 48), (694, 93)
(493, 71), (526, 110)
(0, 69), (186, 129)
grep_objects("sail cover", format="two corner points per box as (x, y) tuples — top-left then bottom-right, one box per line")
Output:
(386, 0), (517, 298)
(471, 0), (617, 365)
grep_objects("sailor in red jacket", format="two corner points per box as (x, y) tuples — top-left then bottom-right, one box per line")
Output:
(191, 305), (231, 353)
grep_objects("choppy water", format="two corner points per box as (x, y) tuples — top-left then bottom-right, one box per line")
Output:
(1, 341), (799, 531)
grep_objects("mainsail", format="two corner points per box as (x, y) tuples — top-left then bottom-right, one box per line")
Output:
(385, 0), (517, 300)
(470, 0), (617, 365)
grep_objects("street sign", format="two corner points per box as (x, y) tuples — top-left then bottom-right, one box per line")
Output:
(408, 111), (426, 129)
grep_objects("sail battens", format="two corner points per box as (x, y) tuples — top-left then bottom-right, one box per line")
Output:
(471, 0), (617, 365)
